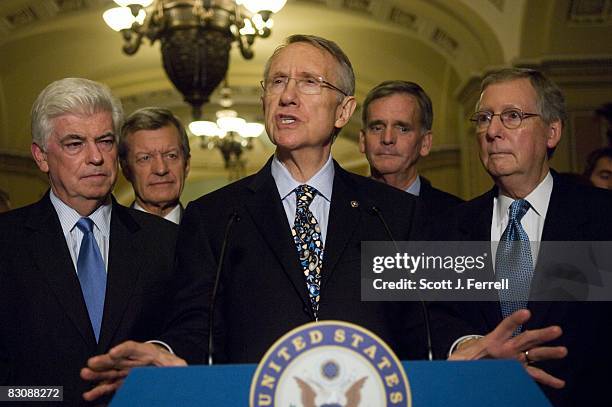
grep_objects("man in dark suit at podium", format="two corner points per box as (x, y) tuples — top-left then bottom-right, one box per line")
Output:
(444, 68), (612, 406)
(0, 78), (204, 405)
(81, 38), (569, 403)
(170, 34), (429, 364)
(359, 80), (463, 214)
(81, 34), (429, 400)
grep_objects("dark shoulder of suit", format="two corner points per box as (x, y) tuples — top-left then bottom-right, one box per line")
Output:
(419, 176), (463, 212)
(177, 161), (432, 363)
(0, 197), (199, 405)
(417, 177), (463, 239)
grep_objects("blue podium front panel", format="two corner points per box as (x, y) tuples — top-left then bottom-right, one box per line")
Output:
(110, 360), (551, 406)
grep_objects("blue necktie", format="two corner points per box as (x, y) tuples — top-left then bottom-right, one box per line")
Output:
(495, 199), (534, 335)
(76, 217), (107, 342)
(292, 185), (324, 320)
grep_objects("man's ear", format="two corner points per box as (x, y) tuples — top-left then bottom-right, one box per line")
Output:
(359, 130), (366, 154)
(546, 120), (562, 150)
(334, 96), (357, 128)
(419, 131), (433, 157)
(31, 143), (49, 173)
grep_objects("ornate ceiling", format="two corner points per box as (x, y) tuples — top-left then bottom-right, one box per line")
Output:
(1, 0), (611, 204)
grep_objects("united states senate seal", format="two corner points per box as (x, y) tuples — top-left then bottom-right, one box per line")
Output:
(249, 320), (411, 406)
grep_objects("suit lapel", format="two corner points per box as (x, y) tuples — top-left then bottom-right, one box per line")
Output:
(319, 163), (360, 290)
(245, 161), (313, 314)
(97, 202), (140, 351)
(459, 190), (503, 330)
(27, 194), (97, 348)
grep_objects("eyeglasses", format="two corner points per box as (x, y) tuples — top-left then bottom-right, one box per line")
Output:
(260, 75), (348, 96)
(470, 109), (540, 130)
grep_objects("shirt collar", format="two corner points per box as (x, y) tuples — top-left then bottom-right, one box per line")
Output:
(133, 201), (182, 225)
(49, 189), (112, 237)
(405, 175), (421, 196)
(496, 171), (553, 220)
(271, 154), (334, 202)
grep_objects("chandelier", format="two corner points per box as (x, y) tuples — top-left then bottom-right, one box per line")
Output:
(102, 0), (286, 119)
(188, 82), (265, 180)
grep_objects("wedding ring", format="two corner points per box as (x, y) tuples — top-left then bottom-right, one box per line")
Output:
(524, 350), (533, 364)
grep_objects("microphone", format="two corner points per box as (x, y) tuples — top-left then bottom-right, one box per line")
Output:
(370, 205), (434, 361)
(208, 210), (240, 365)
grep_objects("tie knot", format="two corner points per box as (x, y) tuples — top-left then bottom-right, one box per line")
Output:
(508, 199), (530, 223)
(294, 184), (318, 208)
(76, 217), (95, 234)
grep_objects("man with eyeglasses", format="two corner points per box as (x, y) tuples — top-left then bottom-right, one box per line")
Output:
(445, 68), (612, 406)
(81, 34), (432, 400)
(0, 78), (204, 405)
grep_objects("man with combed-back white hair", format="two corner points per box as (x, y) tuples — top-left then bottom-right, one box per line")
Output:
(0, 78), (205, 405)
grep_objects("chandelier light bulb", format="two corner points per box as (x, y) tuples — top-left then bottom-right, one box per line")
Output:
(239, 19), (256, 36)
(240, 122), (265, 138)
(189, 120), (226, 137)
(103, 7), (139, 31)
(113, 0), (153, 7)
(241, 0), (287, 14)
(218, 116), (247, 134)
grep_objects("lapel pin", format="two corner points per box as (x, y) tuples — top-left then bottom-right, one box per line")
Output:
(350, 200), (359, 208)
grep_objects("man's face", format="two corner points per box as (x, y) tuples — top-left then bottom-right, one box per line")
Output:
(477, 78), (561, 184)
(31, 111), (117, 214)
(123, 125), (190, 211)
(262, 42), (354, 156)
(590, 156), (612, 189)
(359, 93), (431, 178)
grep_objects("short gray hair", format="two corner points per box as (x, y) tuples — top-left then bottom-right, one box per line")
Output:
(480, 68), (567, 128)
(479, 68), (566, 157)
(119, 107), (191, 169)
(361, 80), (433, 134)
(263, 34), (355, 97)
(31, 78), (123, 149)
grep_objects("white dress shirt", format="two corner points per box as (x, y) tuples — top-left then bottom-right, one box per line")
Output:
(449, 172), (554, 355)
(49, 189), (112, 273)
(491, 172), (553, 268)
(271, 154), (334, 244)
(134, 202), (182, 225)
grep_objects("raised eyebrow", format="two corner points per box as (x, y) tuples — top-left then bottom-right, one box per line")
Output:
(268, 71), (289, 79)
(367, 120), (386, 128)
(95, 132), (115, 141)
(295, 71), (321, 79)
(59, 134), (85, 143)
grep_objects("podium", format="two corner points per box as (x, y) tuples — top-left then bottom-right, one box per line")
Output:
(110, 360), (551, 406)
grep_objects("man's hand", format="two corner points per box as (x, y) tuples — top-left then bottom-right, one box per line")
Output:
(448, 309), (568, 389)
(81, 341), (186, 402)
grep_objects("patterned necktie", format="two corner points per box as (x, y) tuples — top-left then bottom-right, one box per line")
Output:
(292, 185), (324, 320)
(75, 217), (107, 342)
(495, 199), (534, 335)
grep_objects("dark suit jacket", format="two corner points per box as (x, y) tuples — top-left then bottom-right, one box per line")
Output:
(441, 173), (612, 407)
(0, 194), (205, 405)
(418, 176), (463, 215)
(177, 158), (429, 364)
